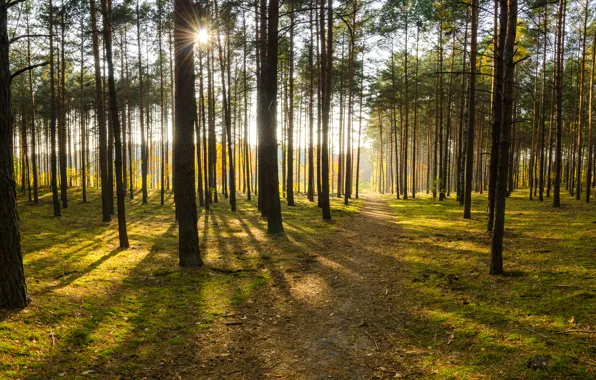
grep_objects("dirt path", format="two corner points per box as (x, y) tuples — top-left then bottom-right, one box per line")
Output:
(190, 195), (418, 379)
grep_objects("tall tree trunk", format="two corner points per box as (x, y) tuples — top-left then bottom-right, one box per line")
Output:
(214, 0), (236, 211)
(100, 0), (129, 248)
(158, 0), (166, 206)
(58, 0), (67, 209)
(0, 0), (28, 310)
(464, 0), (478, 219)
(258, 0), (284, 231)
(587, 31), (596, 202)
(307, 7), (315, 202)
(50, 0), (61, 217)
(344, 0), (357, 205)
(174, 0), (202, 266)
(490, 0), (516, 275)
(412, 23), (420, 199)
(356, 47), (364, 199)
(243, 17), (251, 201)
(287, 0), (295, 206)
(457, 9), (469, 205)
(402, 12), (409, 199)
(488, 0), (505, 230)
(80, 16), (87, 203)
(575, 0), (588, 199)
(136, 0), (148, 203)
(319, 0), (332, 219)
(198, 46), (210, 211)
(26, 13), (38, 204)
(90, 0), (109, 221)
(538, 4), (548, 201)
(553, 0), (566, 208)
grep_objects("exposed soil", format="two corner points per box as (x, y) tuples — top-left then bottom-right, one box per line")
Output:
(183, 196), (419, 379)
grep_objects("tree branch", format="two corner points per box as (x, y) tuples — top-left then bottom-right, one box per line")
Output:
(5, 0), (26, 9)
(11, 61), (49, 80)
(10, 34), (52, 44)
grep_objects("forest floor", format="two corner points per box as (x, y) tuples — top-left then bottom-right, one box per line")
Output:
(1, 188), (595, 379)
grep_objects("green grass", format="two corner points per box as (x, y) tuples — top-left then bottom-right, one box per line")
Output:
(0, 188), (360, 379)
(385, 189), (596, 379)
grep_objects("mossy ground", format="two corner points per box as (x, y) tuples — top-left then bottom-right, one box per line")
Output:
(385, 189), (595, 378)
(1, 189), (359, 379)
(1, 187), (594, 379)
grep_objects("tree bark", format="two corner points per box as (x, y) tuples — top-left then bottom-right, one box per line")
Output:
(90, 0), (109, 221)
(174, 0), (202, 266)
(100, 0), (129, 248)
(490, 0), (516, 275)
(463, 0), (478, 219)
(0, 0), (28, 310)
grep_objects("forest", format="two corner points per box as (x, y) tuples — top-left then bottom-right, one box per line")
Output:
(0, 0), (595, 378)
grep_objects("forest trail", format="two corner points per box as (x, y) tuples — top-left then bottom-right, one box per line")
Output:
(194, 195), (414, 379)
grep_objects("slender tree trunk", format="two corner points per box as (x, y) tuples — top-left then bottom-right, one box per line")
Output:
(243, 17), (251, 201)
(100, 0), (129, 248)
(538, 4), (548, 201)
(488, 0), (505, 230)
(90, 0), (109, 221)
(58, 0), (67, 209)
(136, 0), (148, 203)
(307, 7), (315, 202)
(319, 0), (332, 219)
(174, 0), (202, 266)
(49, 0), (61, 217)
(214, 0), (236, 211)
(158, 0), (166, 206)
(575, 0), (588, 199)
(26, 14), (38, 204)
(198, 47), (209, 211)
(490, 0), (516, 275)
(457, 9), (469, 204)
(344, 1), (357, 205)
(553, 0), (566, 208)
(287, 0), (295, 206)
(412, 24), (420, 199)
(587, 31), (596, 202)
(80, 17), (87, 203)
(356, 47), (364, 199)
(464, 0), (478, 219)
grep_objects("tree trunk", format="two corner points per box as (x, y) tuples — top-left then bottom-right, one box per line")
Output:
(490, 0), (516, 275)
(287, 0), (295, 206)
(26, 14), (38, 204)
(319, 0), (332, 219)
(100, 0), (129, 248)
(464, 0), (478, 219)
(553, 0), (566, 208)
(0, 0), (28, 310)
(214, 0), (236, 211)
(58, 0), (67, 209)
(174, 0), (202, 266)
(307, 8), (315, 202)
(587, 31), (595, 202)
(575, 0), (588, 199)
(50, 0), (61, 217)
(136, 0), (148, 203)
(90, 0), (109, 221)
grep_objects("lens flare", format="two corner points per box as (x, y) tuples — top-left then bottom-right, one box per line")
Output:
(196, 28), (209, 44)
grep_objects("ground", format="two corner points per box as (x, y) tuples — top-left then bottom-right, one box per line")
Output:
(1, 188), (595, 379)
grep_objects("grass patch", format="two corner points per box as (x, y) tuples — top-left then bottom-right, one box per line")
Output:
(0, 188), (360, 379)
(386, 189), (596, 379)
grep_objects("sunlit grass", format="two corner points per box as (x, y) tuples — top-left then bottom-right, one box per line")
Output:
(0, 187), (360, 378)
(385, 189), (596, 378)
